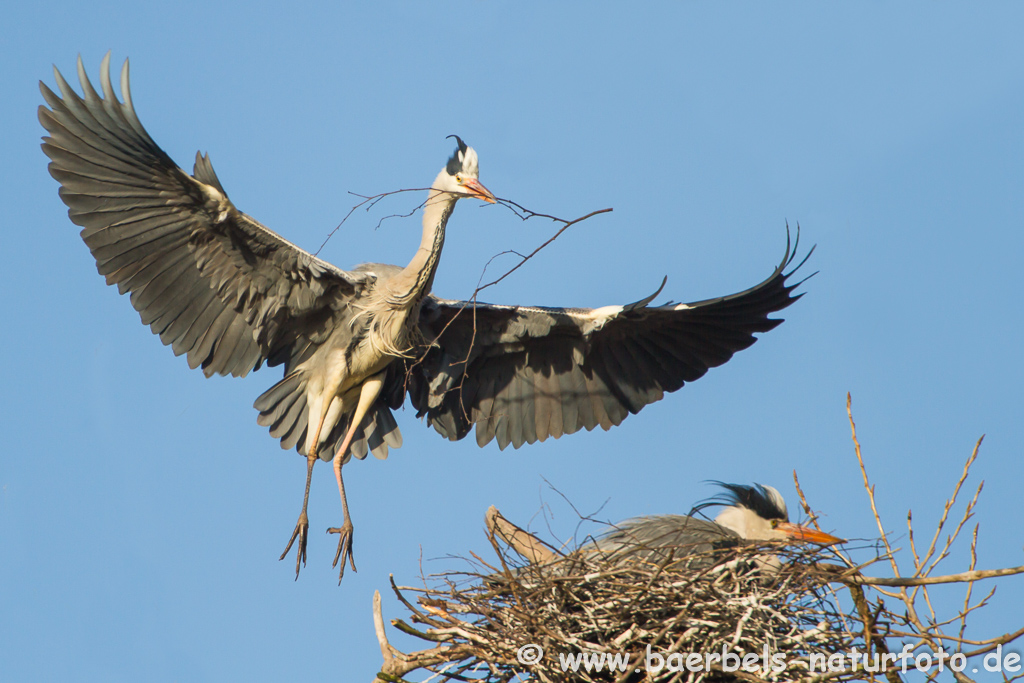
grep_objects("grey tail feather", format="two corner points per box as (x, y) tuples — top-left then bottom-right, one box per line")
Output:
(255, 371), (404, 462)
(255, 371), (310, 453)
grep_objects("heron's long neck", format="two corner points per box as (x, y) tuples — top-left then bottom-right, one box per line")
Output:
(389, 187), (456, 305)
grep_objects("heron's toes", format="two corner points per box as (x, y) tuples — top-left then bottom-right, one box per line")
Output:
(327, 520), (356, 583)
(279, 510), (310, 580)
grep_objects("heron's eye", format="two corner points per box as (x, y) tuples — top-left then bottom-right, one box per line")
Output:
(770, 519), (779, 528)
(455, 174), (463, 184)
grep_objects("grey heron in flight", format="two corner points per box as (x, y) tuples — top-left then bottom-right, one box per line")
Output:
(40, 55), (813, 583)
(591, 483), (843, 566)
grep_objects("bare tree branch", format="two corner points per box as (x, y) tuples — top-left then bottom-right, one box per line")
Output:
(815, 563), (1024, 587)
(475, 204), (613, 294)
(371, 396), (1024, 683)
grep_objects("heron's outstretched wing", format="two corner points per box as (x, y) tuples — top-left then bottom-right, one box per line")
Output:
(39, 55), (366, 378)
(410, 232), (811, 449)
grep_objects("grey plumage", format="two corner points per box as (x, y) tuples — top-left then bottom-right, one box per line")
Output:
(40, 55), (813, 579)
(41, 55), (811, 463)
(588, 482), (840, 568)
(40, 55), (395, 460)
(593, 514), (741, 562)
(409, 239), (810, 450)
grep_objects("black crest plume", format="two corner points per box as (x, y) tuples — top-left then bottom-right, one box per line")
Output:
(446, 135), (468, 175)
(690, 482), (789, 522)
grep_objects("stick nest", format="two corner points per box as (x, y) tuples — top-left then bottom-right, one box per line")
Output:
(378, 537), (870, 683)
(374, 400), (1024, 683)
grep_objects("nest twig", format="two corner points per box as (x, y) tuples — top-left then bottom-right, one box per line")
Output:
(371, 395), (1024, 683)
(377, 541), (863, 683)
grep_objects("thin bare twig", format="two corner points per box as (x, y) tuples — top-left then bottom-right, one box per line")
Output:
(848, 394), (900, 578)
(475, 204), (613, 294)
(316, 187), (433, 256)
(959, 524), (980, 646)
(373, 396), (1023, 683)
(919, 438), (983, 575)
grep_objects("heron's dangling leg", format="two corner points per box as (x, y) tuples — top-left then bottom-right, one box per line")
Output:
(279, 453), (317, 579)
(279, 399), (333, 579)
(328, 372), (385, 584)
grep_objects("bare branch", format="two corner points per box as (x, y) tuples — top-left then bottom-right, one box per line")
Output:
(960, 624), (1024, 657)
(316, 187), (432, 257)
(958, 524), (980, 645)
(816, 563), (1024, 586)
(919, 437), (984, 575)
(475, 205), (613, 295)
(848, 393), (900, 578)
(371, 396), (1023, 683)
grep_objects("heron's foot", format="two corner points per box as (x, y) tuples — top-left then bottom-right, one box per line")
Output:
(279, 510), (309, 580)
(327, 520), (357, 583)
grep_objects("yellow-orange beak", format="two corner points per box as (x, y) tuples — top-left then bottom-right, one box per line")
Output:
(459, 178), (496, 203)
(777, 522), (845, 546)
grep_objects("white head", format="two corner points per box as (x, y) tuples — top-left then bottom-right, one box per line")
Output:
(430, 135), (496, 203)
(705, 483), (842, 545)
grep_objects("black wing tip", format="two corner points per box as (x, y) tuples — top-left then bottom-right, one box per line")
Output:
(763, 223), (815, 310)
(779, 221), (815, 279)
(680, 223), (815, 312)
(777, 225), (817, 309)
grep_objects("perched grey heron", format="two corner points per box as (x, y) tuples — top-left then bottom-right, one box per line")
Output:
(592, 483), (843, 565)
(484, 483), (842, 584)
(40, 56), (813, 582)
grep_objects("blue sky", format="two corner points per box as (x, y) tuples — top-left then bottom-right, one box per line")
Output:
(2, 2), (1023, 680)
